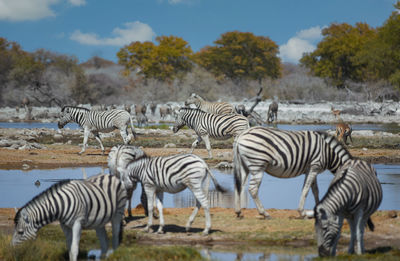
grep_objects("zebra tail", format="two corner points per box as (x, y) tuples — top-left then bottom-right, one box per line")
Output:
(207, 168), (227, 193)
(367, 218), (375, 231)
(233, 142), (242, 194)
(129, 116), (137, 139)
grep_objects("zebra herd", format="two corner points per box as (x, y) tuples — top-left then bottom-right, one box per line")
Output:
(12, 93), (383, 258)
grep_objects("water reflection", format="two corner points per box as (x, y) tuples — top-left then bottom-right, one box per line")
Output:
(0, 165), (399, 210)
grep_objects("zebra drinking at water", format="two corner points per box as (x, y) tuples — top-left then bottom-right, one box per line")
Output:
(58, 106), (136, 155)
(314, 159), (382, 256)
(233, 126), (352, 219)
(184, 93), (235, 114)
(117, 146), (226, 235)
(172, 107), (250, 158)
(12, 174), (127, 261)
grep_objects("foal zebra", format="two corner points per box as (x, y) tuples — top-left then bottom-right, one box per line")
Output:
(173, 108), (250, 158)
(117, 146), (226, 235)
(314, 159), (382, 256)
(233, 126), (352, 218)
(185, 93), (235, 114)
(58, 106), (136, 154)
(12, 174), (127, 261)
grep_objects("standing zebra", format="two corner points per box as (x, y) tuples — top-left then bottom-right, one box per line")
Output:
(173, 108), (250, 158)
(185, 93), (235, 114)
(58, 106), (136, 155)
(117, 146), (226, 235)
(266, 101), (278, 123)
(233, 126), (352, 219)
(108, 145), (149, 217)
(314, 159), (382, 256)
(12, 174), (127, 261)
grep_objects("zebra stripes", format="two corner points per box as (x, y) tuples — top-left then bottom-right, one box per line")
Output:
(233, 126), (352, 218)
(314, 159), (382, 256)
(173, 107), (250, 158)
(12, 174), (127, 261)
(58, 106), (136, 154)
(184, 93), (235, 114)
(117, 146), (226, 235)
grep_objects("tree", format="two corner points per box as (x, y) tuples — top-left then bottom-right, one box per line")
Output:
(194, 31), (281, 83)
(300, 23), (376, 87)
(117, 36), (193, 81)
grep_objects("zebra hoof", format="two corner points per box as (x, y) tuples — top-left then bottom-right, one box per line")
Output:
(263, 215), (271, 220)
(202, 230), (209, 236)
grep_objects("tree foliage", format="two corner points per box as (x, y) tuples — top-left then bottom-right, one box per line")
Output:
(117, 36), (193, 81)
(194, 31), (281, 83)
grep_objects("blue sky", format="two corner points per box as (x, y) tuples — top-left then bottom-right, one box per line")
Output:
(0, 0), (397, 64)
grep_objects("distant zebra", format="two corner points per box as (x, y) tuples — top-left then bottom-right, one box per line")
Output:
(108, 145), (148, 217)
(58, 106), (136, 154)
(117, 146), (226, 235)
(12, 174), (127, 261)
(233, 126), (352, 218)
(185, 93), (235, 114)
(173, 108), (250, 158)
(266, 101), (278, 123)
(314, 159), (382, 256)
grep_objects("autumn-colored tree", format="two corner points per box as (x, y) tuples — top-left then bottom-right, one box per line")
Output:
(117, 36), (193, 81)
(194, 31), (281, 83)
(300, 23), (376, 87)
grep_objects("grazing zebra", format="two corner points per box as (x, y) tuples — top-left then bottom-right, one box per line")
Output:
(314, 159), (382, 256)
(58, 106), (136, 155)
(12, 174), (127, 261)
(117, 146), (226, 235)
(233, 126), (352, 218)
(266, 101), (278, 123)
(172, 108), (250, 158)
(108, 145), (149, 217)
(335, 122), (353, 145)
(185, 93), (235, 114)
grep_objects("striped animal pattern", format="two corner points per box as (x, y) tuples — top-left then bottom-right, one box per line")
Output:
(233, 126), (352, 218)
(314, 159), (382, 256)
(335, 122), (353, 144)
(118, 146), (226, 235)
(267, 101), (278, 123)
(172, 107), (250, 158)
(108, 145), (148, 217)
(58, 106), (136, 154)
(12, 174), (127, 261)
(184, 93), (235, 114)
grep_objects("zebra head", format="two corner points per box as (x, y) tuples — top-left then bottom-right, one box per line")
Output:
(172, 109), (186, 133)
(12, 208), (38, 246)
(184, 93), (202, 107)
(314, 205), (341, 257)
(107, 145), (146, 177)
(58, 106), (74, 129)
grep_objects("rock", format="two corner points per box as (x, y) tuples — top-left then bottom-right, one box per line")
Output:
(164, 143), (176, 148)
(215, 161), (233, 169)
(388, 210), (398, 218)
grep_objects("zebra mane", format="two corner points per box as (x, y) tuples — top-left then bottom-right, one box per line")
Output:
(179, 107), (206, 113)
(14, 179), (72, 225)
(61, 106), (90, 112)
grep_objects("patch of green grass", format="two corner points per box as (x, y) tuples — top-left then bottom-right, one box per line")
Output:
(314, 247), (400, 260)
(108, 245), (204, 261)
(351, 136), (400, 149)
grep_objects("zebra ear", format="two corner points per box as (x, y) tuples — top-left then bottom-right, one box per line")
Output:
(317, 207), (328, 220)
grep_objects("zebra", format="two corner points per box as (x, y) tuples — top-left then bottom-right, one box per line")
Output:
(314, 159), (382, 256)
(108, 145), (149, 217)
(266, 101), (278, 123)
(184, 93), (235, 114)
(12, 174), (127, 261)
(58, 106), (136, 155)
(117, 146), (226, 235)
(233, 126), (352, 219)
(172, 107), (250, 158)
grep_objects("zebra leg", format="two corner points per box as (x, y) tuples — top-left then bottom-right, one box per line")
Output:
(144, 185), (156, 233)
(347, 217), (356, 254)
(119, 127), (130, 145)
(355, 211), (366, 254)
(188, 184), (211, 235)
(95, 226), (109, 257)
(126, 186), (134, 217)
(202, 135), (213, 158)
(60, 223), (72, 252)
(93, 131), (105, 154)
(311, 179), (320, 205)
(190, 136), (202, 154)
(248, 171), (270, 219)
(234, 162), (249, 218)
(155, 192), (165, 234)
(298, 170), (319, 217)
(70, 220), (83, 261)
(111, 213), (123, 250)
(79, 129), (90, 154)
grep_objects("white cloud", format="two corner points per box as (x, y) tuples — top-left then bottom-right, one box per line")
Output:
(279, 25), (324, 63)
(0, 0), (59, 21)
(68, 0), (86, 6)
(70, 21), (156, 46)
